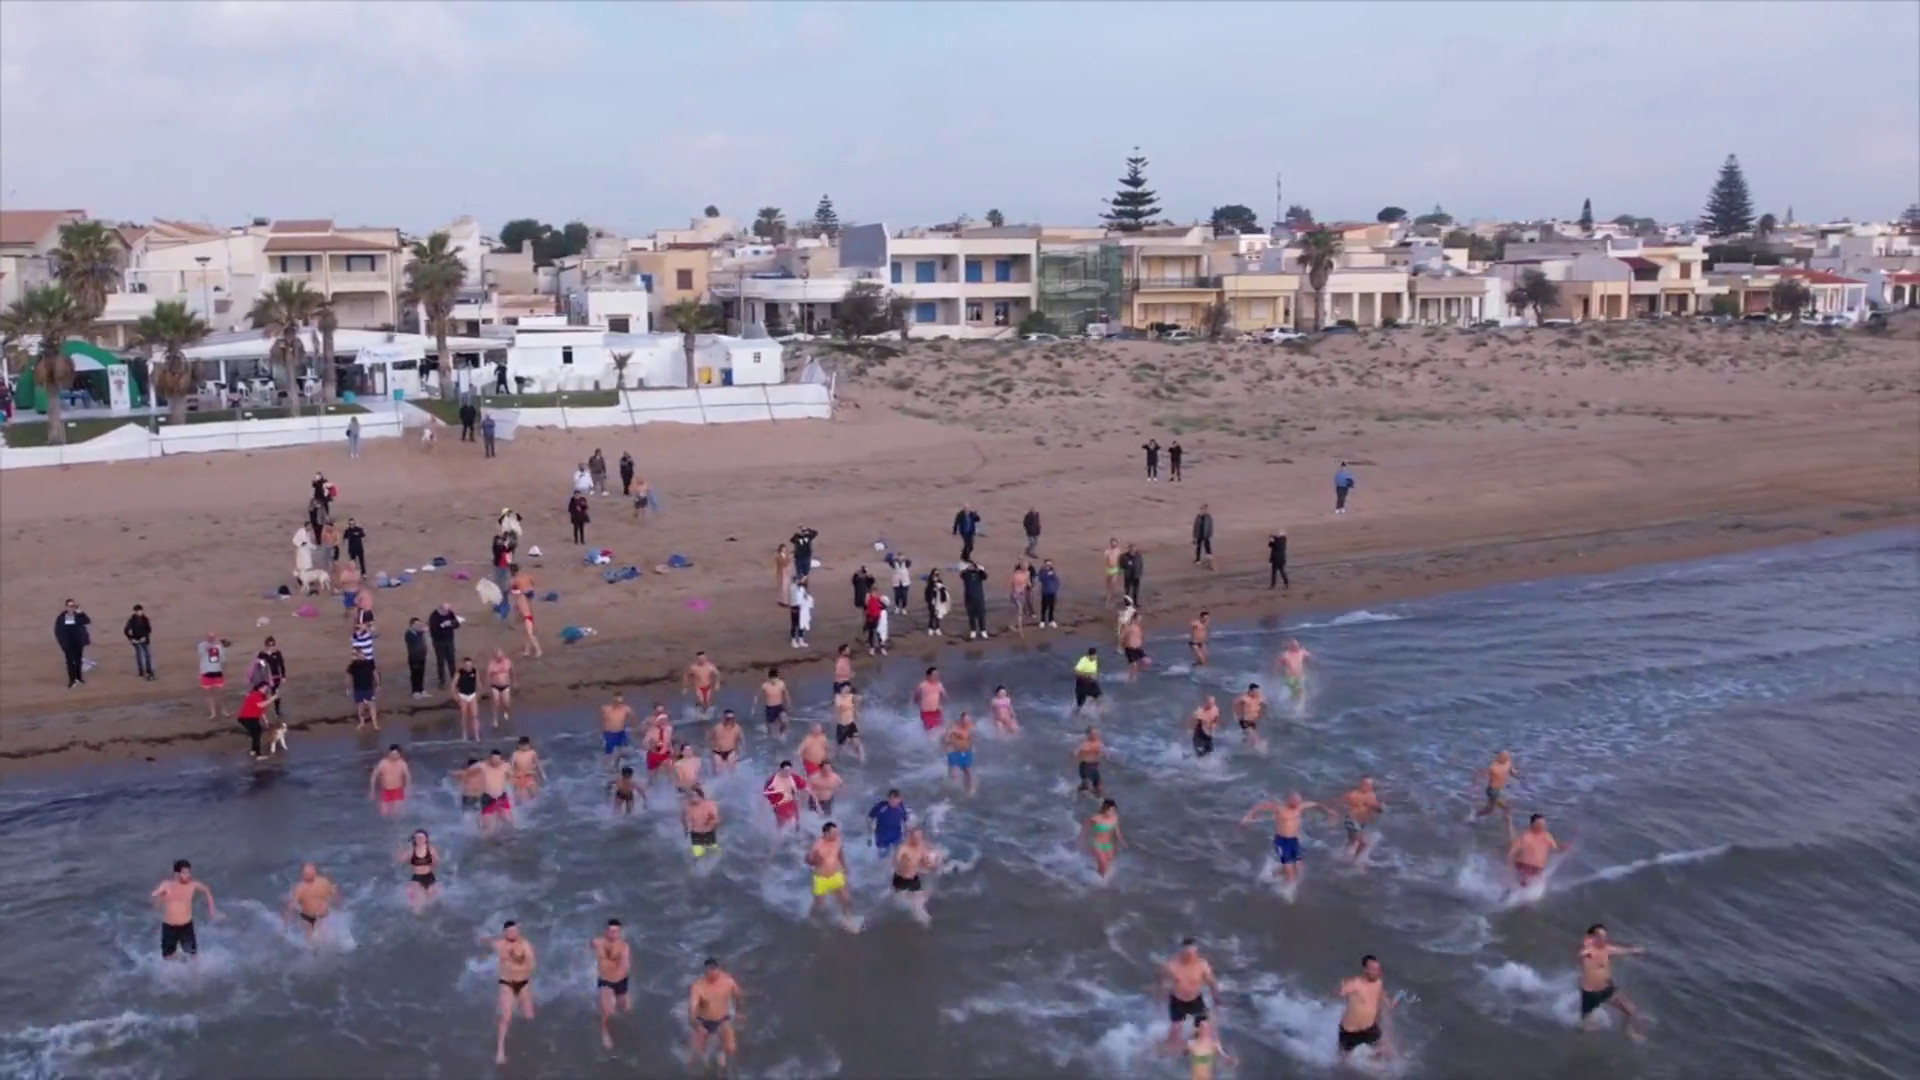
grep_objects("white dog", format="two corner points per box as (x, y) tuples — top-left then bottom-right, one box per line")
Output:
(295, 568), (333, 595)
(265, 722), (290, 755)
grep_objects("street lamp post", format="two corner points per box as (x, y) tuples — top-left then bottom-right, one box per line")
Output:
(194, 256), (213, 325)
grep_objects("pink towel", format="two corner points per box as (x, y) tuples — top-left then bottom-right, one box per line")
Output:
(683, 598), (708, 612)
(294, 604), (319, 618)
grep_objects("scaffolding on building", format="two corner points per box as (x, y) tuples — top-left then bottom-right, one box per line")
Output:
(1036, 244), (1124, 333)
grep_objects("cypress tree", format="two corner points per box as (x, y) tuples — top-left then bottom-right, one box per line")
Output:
(1702, 155), (1755, 237)
(1578, 198), (1594, 233)
(814, 195), (840, 239)
(1101, 148), (1161, 233)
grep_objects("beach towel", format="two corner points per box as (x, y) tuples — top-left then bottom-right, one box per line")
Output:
(666, 554), (693, 569)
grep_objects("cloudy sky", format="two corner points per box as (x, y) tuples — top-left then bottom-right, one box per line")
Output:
(2, 1), (1915, 234)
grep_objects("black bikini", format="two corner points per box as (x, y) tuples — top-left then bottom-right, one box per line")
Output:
(410, 847), (436, 890)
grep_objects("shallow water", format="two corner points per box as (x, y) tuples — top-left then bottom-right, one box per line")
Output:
(3, 531), (1918, 1079)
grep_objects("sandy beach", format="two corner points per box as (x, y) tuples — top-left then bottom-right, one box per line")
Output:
(2, 318), (1915, 774)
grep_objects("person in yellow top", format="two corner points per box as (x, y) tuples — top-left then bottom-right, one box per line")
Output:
(1073, 647), (1103, 716)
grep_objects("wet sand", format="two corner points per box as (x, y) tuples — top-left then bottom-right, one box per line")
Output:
(2, 320), (1915, 775)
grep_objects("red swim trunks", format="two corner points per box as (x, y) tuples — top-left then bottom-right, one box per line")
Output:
(646, 748), (671, 772)
(201, 674), (225, 689)
(695, 685), (714, 708)
(773, 800), (799, 825)
(1514, 862), (1544, 887)
(803, 759), (823, 777)
(380, 786), (405, 804)
(481, 793), (513, 816)
(920, 709), (943, 731)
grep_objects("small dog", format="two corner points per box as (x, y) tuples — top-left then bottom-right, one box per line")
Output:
(265, 722), (290, 755)
(295, 568), (333, 595)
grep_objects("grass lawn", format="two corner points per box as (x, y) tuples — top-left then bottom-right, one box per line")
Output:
(412, 391), (621, 424)
(2, 403), (368, 447)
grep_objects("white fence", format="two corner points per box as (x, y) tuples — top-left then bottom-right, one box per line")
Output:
(0, 411), (404, 470)
(455, 383), (832, 439)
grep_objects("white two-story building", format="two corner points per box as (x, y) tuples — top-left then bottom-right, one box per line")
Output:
(840, 224), (1039, 337)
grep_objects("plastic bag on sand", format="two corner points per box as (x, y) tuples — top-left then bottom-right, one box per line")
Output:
(476, 580), (504, 605)
(559, 625), (597, 644)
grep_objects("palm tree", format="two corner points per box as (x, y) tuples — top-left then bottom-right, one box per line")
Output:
(663, 298), (721, 388)
(1294, 228), (1343, 330)
(315, 302), (339, 403)
(0, 285), (93, 443)
(404, 231), (467, 399)
(752, 207), (787, 243)
(133, 299), (211, 425)
(610, 350), (633, 389)
(248, 278), (324, 415)
(50, 220), (123, 323)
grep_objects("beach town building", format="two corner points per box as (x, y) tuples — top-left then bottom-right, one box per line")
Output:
(258, 219), (407, 328)
(840, 223), (1040, 338)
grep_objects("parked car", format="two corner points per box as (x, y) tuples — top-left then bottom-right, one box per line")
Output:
(1258, 327), (1305, 344)
(1163, 329), (1197, 342)
(1319, 325), (1356, 336)
(1022, 332), (1062, 343)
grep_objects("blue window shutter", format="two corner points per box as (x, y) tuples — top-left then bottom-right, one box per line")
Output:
(890, 261), (901, 284)
(965, 260), (982, 283)
(916, 261), (935, 284)
(915, 302), (936, 323)
(995, 259), (1011, 282)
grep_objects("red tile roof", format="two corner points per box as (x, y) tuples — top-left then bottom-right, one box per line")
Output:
(1781, 268), (1864, 286)
(0, 208), (86, 246)
(1618, 256), (1660, 272)
(1887, 271), (1920, 284)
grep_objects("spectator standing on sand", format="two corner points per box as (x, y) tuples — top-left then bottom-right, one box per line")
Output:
(197, 633), (230, 719)
(491, 534), (513, 590)
(790, 526), (818, 579)
(790, 578), (815, 648)
(404, 617), (430, 699)
(925, 569), (951, 636)
(346, 417), (361, 459)
(124, 603), (154, 681)
(428, 604), (462, 688)
(572, 464), (593, 496)
(252, 637), (288, 718)
(1169, 441), (1184, 482)
(961, 561), (990, 640)
(1121, 545), (1144, 604)
(1038, 559), (1061, 628)
(568, 492), (591, 545)
(619, 452), (635, 496)
(1023, 507), (1042, 558)
(55, 599), (92, 688)
(588, 449), (609, 495)
(1142, 439), (1161, 481)
(459, 400), (478, 442)
(481, 412), (497, 458)
(1192, 504), (1215, 570)
(888, 555), (912, 614)
(343, 518), (368, 576)
(1335, 462), (1356, 515)
(951, 504), (981, 562)
(851, 566), (875, 613)
(1268, 531), (1290, 589)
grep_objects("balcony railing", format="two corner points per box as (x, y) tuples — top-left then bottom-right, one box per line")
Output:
(1132, 276), (1219, 290)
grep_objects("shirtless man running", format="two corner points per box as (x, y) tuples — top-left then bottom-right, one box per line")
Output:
(1474, 750), (1519, 819)
(831, 645), (856, 696)
(1102, 538), (1124, 607)
(591, 919), (632, 1049)
(685, 785), (722, 858)
(806, 822), (857, 930)
(688, 958), (745, 1069)
(510, 736), (546, 800)
(477, 749), (515, 834)
(944, 712), (977, 795)
(764, 762), (802, 832)
(891, 826), (943, 924)
(1188, 611), (1211, 668)
(1189, 695), (1221, 759)
(1231, 683), (1267, 753)
(283, 862), (338, 948)
(709, 710), (746, 773)
(832, 685), (866, 762)
(369, 745), (411, 817)
(1122, 612), (1150, 681)
(684, 651), (721, 717)
(913, 667), (947, 735)
(807, 762), (845, 818)
(1074, 727), (1106, 798)
(798, 722), (832, 781)
(151, 859), (220, 961)
(486, 649), (513, 728)
(643, 715), (674, 788)
(1162, 939), (1221, 1048)
(1506, 813), (1564, 890)
(488, 921), (537, 1065)
(1241, 793), (1338, 887)
(1579, 924), (1648, 1040)
(599, 691), (634, 766)
(452, 758), (484, 814)
(1337, 955), (1393, 1059)
(671, 743), (703, 794)
(1340, 777), (1386, 867)
(1274, 639), (1312, 699)
(756, 666), (790, 736)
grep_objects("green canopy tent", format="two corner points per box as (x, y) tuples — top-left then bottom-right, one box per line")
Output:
(10, 340), (147, 412)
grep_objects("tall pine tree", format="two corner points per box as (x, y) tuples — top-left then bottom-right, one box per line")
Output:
(1702, 155), (1755, 237)
(1101, 148), (1161, 233)
(814, 194), (841, 239)
(1578, 198), (1594, 234)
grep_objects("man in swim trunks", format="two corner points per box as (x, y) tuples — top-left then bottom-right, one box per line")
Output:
(1162, 938), (1220, 1047)
(284, 862), (338, 949)
(643, 715), (674, 786)
(1241, 792), (1337, 887)
(1340, 777), (1385, 868)
(592, 919), (632, 1049)
(832, 685), (866, 762)
(807, 761), (845, 817)
(1188, 611), (1211, 667)
(1474, 750), (1519, 819)
(486, 649), (514, 728)
(452, 758), (484, 813)
(1232, 684), (1267, 753)
(684, 651), (720, 715)
(1506, 813), (1562, 889)
(611, 766), (643, 813)
(806, 822), (856, 929)
(1275, 639), (1312, 698)
(892, 826), (942, 923)
(684, 785), (722, 857)
(671, 743), (703, 793)
(869, 788), (911, 853)
(756, 667), (790, 735)
(689, 958), (744, 1069)
(914, 667), (947, 734)
(765, 762), (802, 831)
(490, 921), (537, 1064)
(1102, 537), (1124, 607)
(709, 710), (745, 773)
(1074, 648), (1103, 716)
(600, 691), (634, 765)
(1190, 695), (1220, 758)
(1074, 727), (1106, 797)
(453, 657), (481, 741)
(1579, 924), (1647, 1040)
(798, 722), (831, 777)
(368, 745), (411, 817)
(944, 712), (977, 794)
(151, 859), (219, 961)
(477, 750), (515, 835)
(509, 736), (546, 799)
(1121, 610), (1149, 681)
(1337, 955), (1393, 1059)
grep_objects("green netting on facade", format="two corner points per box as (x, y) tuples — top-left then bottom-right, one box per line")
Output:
(1036, 245), (1124, 333)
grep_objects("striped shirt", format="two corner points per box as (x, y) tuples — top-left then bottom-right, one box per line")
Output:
(350, 628), (375, 662)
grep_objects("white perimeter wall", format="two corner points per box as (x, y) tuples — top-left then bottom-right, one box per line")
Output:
(0, 411), (404, 470)
(435, 383), (831, 439)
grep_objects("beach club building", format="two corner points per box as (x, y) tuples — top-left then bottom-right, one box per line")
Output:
(488, 317), (785, 391)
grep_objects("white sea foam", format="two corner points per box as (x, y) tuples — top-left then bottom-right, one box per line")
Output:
(1566, 844), (1732, 887)
(0, 1011), (199, 1080)
(1479, 961), (1583, 1026)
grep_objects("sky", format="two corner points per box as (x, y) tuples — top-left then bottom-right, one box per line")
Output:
(2, 1), (1915, 236)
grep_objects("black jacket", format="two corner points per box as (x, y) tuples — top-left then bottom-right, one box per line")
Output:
(1022, 510), (1041, 538)
(343, 525), (367, 554)
(428, 609), (461, 645)
(1192, 513), (1213, 543)
(123, 613), (152, 644)
(404, 626), (430, 662)
(54, 611), (92, 651)
(960, 566), (988, 605)
(790, 529), (817, 560)
(951, 509), (980, 538)
(851, 570), (875, 608)
(1121, 551), (1143, 579)
(1268, 536), (1289, 566)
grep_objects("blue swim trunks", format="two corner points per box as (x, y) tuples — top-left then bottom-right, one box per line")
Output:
(602, 730), (630, 755)
(946, 750), (974, 770)
(1273, 835), (1302, 865)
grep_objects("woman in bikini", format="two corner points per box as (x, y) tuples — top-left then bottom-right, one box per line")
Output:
(487, 650), (514, 728)
(1083, 799), (1125, 878)
(400, 829), (439, 912)
(1008, 562), (1032, 638)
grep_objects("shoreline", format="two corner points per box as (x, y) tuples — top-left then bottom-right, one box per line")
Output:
(5, 507), (1910, 785)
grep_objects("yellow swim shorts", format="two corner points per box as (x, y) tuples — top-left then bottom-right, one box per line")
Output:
(811, 872), (846, 896)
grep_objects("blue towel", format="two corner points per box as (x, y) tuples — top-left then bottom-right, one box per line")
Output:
(543, 590), (560, 602)
(667, 554), (693, 568)
(494, 600), (511, 619)
(431, 556), (449, 567)
(559, 625), (587, 644)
